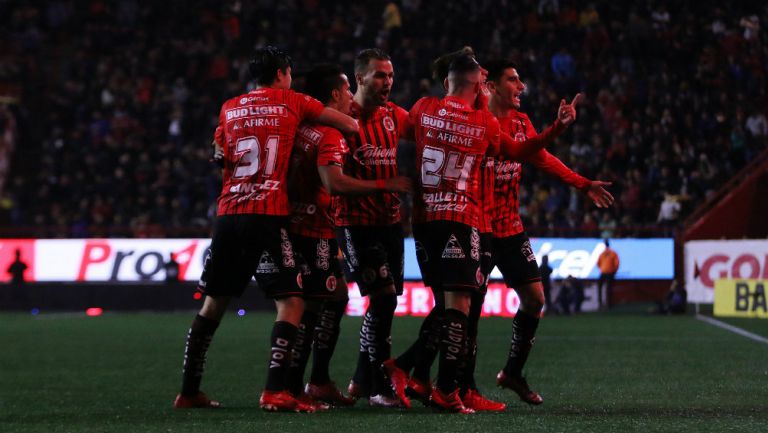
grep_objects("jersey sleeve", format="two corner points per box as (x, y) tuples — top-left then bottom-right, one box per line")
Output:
(293, 91), (325, 121)
(317, 128), (346, 167)
(525, 149), (590, 189)
(486, 114), (501, 155)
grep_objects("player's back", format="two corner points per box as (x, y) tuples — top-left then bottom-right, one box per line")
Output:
(215, 87), (323, 216)
(410, 95), (500, 227)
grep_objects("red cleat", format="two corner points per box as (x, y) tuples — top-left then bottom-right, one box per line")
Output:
(461, 389), (506, 412)
(173, 392), (221, 409)
(259, 390), (315, 413)
(294, 391), (331, 411)
(406, 377), (431, 406)
(381, 359), (411, 409)
(429, 386), (475, 414)
(305, 382), (356, 406)
(496, 370), (543, 405)
(347, 379), (369, 400)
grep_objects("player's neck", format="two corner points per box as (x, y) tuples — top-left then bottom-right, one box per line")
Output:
(353, 92), (378, 116)
(446, 90), (475, 106)
(489, 98), (513, 118)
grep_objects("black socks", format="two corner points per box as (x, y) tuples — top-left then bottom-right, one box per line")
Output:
(181, 314), (220, 397)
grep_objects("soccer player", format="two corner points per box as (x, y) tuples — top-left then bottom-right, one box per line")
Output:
(172, 46), (358, 413)
(483, 58), (613, 405)
(284, 63), (412, 408)
(392, 47), (576, 412)
(335, 48), (412, 407)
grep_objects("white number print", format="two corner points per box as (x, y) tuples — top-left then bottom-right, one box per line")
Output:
(420, 145), (476, 191)
(233, 136), (279, 178)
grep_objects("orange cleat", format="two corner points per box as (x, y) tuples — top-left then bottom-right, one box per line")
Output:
(461, 389), (506, 412)
(429, 386), (475, 414)
(496, 370), (543, 405)
(173, 392), (221, 409)
(294, 391), (331, 411)
(305, 382), (356, 406)
(259, 390), (315, 413)
(347, 379), (370, 400)
(381, 359), (411, 409)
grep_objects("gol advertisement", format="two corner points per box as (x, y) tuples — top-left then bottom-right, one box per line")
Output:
(714, 279), (768, 318)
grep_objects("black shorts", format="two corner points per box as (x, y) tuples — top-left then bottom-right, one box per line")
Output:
(478, 232), (494, 293)
(292, 234), (344, 300)
(491, 232), (542, 288)
(198, 215), (302, 299)
(413, 221), (483, 293)
(337, 224), (404, 296)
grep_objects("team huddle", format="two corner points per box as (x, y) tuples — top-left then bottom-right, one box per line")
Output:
(173, 46), (614, 414)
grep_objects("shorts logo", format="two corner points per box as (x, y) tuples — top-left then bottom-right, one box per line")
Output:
(316, 239), (330, 271)
(343, 228), (359, 268)
(415, 241), (428, 263)
(379, 265), (389, 279)
(382, 116), (395, 132)
(476, 267), (484, 285)
(361, 268), (377, 284)
(442, 234), (466, 259)
(326, 275), (337, 292)
(296, 273), (303, 289)
(521, 240), (536, 263)
(470, 228), (480, 261)
(280, 229), (296, 267)
(256, 251), (279, 274)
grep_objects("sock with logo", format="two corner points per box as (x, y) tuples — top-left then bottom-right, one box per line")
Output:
(310, 298), (347, 385)
(181, 314), (220, 397)
(265, 321), (298, 392)
(287, 310), (319, 394)
(503, 309), (540, 376)
(436, 308), (468, 393)
(368, 293), (397, 395)
(458, 291), (484, 391)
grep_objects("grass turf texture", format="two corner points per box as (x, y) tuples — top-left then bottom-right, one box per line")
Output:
(1, 311), (767, 433)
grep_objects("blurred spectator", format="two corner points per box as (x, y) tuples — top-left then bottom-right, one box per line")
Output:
(165, 253), (180, 284)
(656, 279), (687, 315)
(7, 248), (28, 286)
(657, 192), (682, 230)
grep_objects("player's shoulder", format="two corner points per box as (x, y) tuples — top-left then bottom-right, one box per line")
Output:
(410, 96), (440, 112)
(385, 101), (409, 117)
(298, 122), (343, 143)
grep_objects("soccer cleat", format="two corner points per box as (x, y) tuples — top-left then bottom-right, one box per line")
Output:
(381, 359), (411, 409)
(347, 379), (370, 400)
(496, 370), (543, 405)
(259, 390), (315, 413)
(405, 377), (431, 406)
(305, 382), (356, 406)
(173, 392), (221, 409)
(369, 393), (405, 408)
(294, 391), (331, 411)
(461, 389), (506, 412)
(429, 386), (475, 414)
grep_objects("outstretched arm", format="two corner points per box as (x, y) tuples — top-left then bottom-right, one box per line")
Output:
(315, 107), (360, 135)
(318, 165), (413, 196)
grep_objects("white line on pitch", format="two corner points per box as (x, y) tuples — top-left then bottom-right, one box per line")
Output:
(696, 314), (768, 345)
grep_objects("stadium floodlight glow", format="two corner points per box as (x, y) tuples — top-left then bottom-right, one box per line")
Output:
(237, 309), (246, 316)
(86, 307), (103, 317)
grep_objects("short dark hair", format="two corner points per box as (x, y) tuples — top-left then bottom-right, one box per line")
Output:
(432, 46), (476, 82)
(354, 48), (391, 75)
(249, 46), (293, 85)
(484, 59), (518, 83)
(304, 63), (346, 104)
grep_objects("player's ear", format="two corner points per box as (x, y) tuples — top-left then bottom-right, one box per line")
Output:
(331, 88), (341, 104)
(355, 72), (365, 86)
(486, 80), (497, 93)
(442, 77), (449, 91)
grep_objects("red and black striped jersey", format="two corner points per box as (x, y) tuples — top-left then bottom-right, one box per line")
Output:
(288, 123), (347, 238)
(334, 100), (411, 226)
(213, 88), (324, 216)
(410, 96), (500, 227)
(492, 109), (589, 238)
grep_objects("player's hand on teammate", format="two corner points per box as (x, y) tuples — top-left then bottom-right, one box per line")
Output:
(583, 180), (614, 208)
(210, 143), (224, 167)
(385, 176), (414, 194)
(557, 93), (581, 126)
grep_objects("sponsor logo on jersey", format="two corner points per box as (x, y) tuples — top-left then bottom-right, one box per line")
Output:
(470, 228), (480, 261)
(437, 108), (469, 120)
(256, 251), (279, 274)
(316, 239), (330, 271)
(442, 234), (466, 259)
(225, 105), (287, 121)
(352, 145), (397, 166)
(297, 126), (322, 145)
(280, 229), (296, 267)
(421, 114), (485, 138)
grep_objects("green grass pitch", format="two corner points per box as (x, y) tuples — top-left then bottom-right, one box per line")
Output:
(1, 310), (767, 433)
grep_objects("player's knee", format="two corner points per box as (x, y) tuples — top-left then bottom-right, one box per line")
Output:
(519, 284), (545, 313)
(200, 295), (231, 320)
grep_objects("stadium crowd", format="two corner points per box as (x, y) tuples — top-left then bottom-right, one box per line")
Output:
(1, 0), (766, 238)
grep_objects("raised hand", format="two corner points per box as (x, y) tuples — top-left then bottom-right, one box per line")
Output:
(584, 180), (614, 208)
(557, 93), (581, 126)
